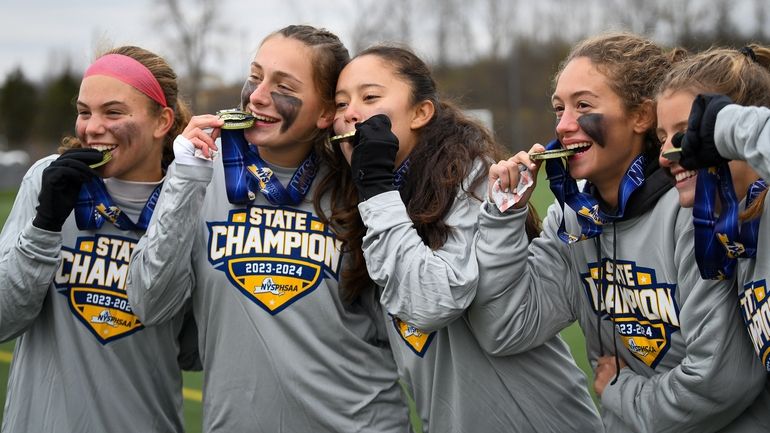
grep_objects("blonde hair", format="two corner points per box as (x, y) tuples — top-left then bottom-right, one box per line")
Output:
(556, 32), (672, 113)
(657, 44), (770, 220)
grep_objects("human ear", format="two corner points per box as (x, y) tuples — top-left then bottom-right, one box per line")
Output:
(632, 99), (655, 134)
(153, 107), (175, 139)
(410, 100), (435, 130)
(316, 106), (335, 130)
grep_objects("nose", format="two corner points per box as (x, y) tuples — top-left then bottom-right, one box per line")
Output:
(342, 102), (362, 125)
(249, 81), (271, 107)
(84, 114), (106, 136)
(555, 109), (579, 136)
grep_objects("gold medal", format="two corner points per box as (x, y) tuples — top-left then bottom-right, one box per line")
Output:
(89, 150), (113, 169)
(217, 109), (255, 130)
(528, 148), (579, 160)
(661, 147), (682, 162)
(329, 130), (356, 142)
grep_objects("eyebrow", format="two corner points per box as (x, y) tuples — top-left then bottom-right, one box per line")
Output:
(656, 120), (689, 135)
(76, 100), (127, 109)
(551, 89), (600, 103)
(335, 83), (385, 97)
(251, 62), (303, 86)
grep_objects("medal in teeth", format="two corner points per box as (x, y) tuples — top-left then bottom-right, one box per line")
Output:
(329, 130), (356, 142)
(217, 108), (256, 130)
(89, 150), (113, 169)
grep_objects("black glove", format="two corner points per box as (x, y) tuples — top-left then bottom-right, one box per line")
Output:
(675, 93), (732, 170)
(350, 114), (400, 200)
(32, 148), (103, 232)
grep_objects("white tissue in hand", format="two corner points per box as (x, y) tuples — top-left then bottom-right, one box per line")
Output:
(194, 148), (219, 161)
(491, 168), (534, 212)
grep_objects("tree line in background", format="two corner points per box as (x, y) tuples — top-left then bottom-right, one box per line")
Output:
(1, 0), (769, 159)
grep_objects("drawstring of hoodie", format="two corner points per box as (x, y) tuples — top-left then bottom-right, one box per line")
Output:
(595, 224), (622, 386)
(610, 222), (620, 385)
(594, 237), (605, 356)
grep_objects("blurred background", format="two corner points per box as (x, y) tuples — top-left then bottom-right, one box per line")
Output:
(2, 0), (769, 188)
(0, 0), (769, 431)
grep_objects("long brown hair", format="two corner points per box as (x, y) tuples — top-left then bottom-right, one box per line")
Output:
(60, 45), (191, 168)
(657, 44), (770, 220)
(316, 45), (541, 302)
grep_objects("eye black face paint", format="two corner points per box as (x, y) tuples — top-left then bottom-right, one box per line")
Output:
(272, 92), (302, 133)
(577, 113), (606, 147)
(240, 80), (257, 110)
(109, 120), (141, 149)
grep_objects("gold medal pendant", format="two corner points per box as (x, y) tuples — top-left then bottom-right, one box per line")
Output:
(217, 108), (256, 130)
(529, 148), (579, 160)
(329, 130), (356, 143)
(89, 151), (113, 169)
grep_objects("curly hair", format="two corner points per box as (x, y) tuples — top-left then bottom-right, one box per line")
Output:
(555, 32), (674, 156)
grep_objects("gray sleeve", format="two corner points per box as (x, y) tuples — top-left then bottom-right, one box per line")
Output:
(467, 200), (580, 356)
(358, 183), (481, 332)
(126, 162), (212, 326)
(715, 104), (770, 179)
(600, 212), (766, 433)
(0, 157), (62, 341)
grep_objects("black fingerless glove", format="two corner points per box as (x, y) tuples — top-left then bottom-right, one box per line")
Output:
(675, 93), (732, 170)
(32, 148), (103, 232)
(350, 114), (400, 200)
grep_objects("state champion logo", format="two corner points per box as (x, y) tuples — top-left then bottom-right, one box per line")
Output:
(391, 316), (435, 357)
(54, 234), (143, 344)
(740, 279), (770, 371)
(582, 259), (680, 368)
(208, 206), (342, 314)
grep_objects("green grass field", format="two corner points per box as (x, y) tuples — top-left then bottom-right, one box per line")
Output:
(0, 173), (595, 432)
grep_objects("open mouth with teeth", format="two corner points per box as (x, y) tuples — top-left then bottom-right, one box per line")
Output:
(565, 142), (591, 156)
(674, 170), (697, 183)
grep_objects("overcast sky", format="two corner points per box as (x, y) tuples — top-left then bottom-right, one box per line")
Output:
(0, 0), (355, 84)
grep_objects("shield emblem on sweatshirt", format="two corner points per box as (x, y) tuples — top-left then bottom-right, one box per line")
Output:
(392, 317), (435, 357)
(69, 287), (143, 343)
(207, 207), (343, 315)
(614, 317), (669, 366)
(225, 257), (322, 314)
(583, 259), (680, 368)
(55, 235), (144, 344)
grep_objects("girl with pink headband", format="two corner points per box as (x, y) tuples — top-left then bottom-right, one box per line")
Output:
(0, 46), (196, 433)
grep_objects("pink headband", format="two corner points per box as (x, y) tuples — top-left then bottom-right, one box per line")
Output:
(84, 53), (168, 107)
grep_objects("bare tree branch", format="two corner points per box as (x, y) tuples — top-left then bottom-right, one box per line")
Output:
(153, 0), (228, 111)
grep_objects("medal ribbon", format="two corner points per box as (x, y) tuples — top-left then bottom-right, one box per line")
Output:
(741, 179), (767, 258)
(544, 139), (647, 244)
(221, 128), (319, 205)
(393, 158), (410, 190)
(693, 166), (767, 279)
(75, 178), (161, 231)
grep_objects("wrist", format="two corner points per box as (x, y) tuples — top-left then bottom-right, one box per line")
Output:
(173, 135), (214, 167)
(32, 214), (64, 232)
